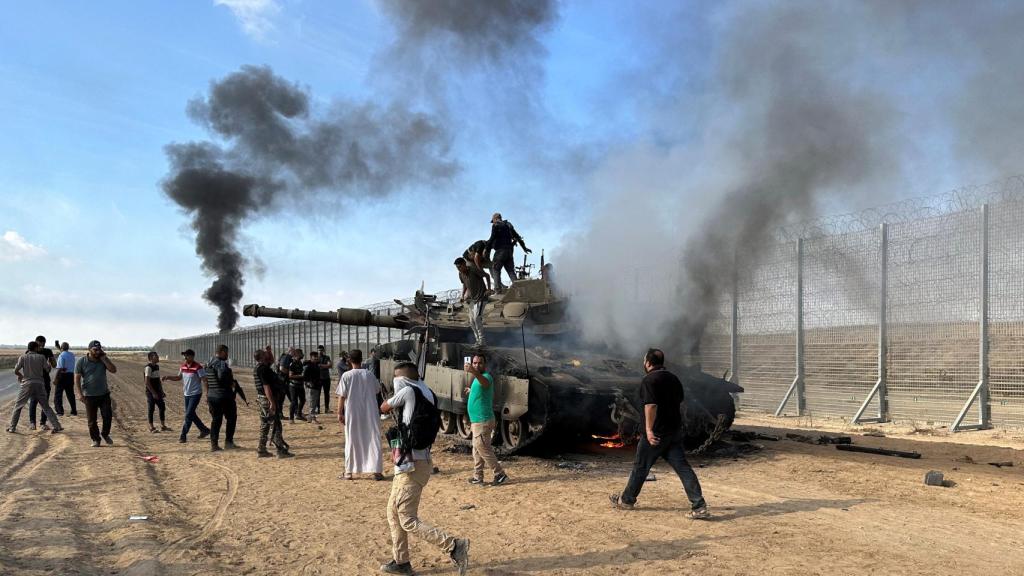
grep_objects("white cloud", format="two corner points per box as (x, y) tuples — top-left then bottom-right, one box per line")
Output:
(215, 0), (281, 39)
(0, 230), (47, 262)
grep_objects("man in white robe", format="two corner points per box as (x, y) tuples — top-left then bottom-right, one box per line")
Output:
(337, 349), (384, 480)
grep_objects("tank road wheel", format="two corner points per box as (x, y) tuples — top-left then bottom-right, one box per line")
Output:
(456, 413), (473, 440)
(501, 416), (528, 451)
(439, 411), (458, 434)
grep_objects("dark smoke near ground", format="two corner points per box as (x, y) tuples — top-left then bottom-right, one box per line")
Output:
(163, 65), (457, 331)
(556, 1), (1024, 358)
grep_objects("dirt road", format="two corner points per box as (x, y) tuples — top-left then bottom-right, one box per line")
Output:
(1, 355), (1022, 575)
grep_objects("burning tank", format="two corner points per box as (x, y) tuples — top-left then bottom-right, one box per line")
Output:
(242, 270), (742, 454)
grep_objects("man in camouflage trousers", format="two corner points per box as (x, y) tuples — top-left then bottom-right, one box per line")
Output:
(253, 350), (292, 458)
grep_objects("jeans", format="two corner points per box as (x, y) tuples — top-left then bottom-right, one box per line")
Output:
(146, 389), (167, 426)
(490, 248), (516, 292)
(180, 394), (209, 441)
(387, 459), (458, 564)
(471, 420), (504, 480)
(8, 380), (60, 431)
(81, 393), (112, 442)
(54, 372), (77, 415)
(620, 430), (706, 509)
(305, 383), (321, 418)
(29, 379), (52, 425)
(207, 393), (237, 445)
(288, 384), (305, 420)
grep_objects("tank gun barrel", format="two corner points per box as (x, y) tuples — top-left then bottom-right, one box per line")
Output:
(242, 304), (409, 329)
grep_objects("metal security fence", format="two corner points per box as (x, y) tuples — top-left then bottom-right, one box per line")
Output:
(704, 177), (1024, 430)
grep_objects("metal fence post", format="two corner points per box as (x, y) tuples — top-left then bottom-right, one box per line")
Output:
(730, 273), (739, 387)
(953, 203), (992, 431)
(854, 223), (889, 423)
(776, 239), (805, 416)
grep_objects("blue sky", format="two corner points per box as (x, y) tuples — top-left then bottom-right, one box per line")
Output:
(1, 1), (1019, 346)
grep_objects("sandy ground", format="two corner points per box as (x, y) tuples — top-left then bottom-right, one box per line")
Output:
(1, 355), (1022, 576)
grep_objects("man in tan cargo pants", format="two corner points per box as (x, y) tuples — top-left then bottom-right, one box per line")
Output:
(464, 354), (508, 486)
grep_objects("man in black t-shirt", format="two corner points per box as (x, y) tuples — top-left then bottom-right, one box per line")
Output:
(486, 213), (530, 293)
(455, 257), (489, 346)
(609, 348), (709, 518)
(463, 239), (492, 291)
(287, 349), (307, 422)
(253, 350), (291, 458)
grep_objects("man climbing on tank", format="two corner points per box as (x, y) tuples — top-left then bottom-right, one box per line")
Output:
(455, 257), (488, 347)
(463, 239), (492, 292)
(486, 213), (530, 294)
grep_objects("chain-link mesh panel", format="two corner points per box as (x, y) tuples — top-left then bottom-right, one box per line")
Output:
(988, 198), (1024, 428)
(886, 209), (980, 425)
(802, 228), (881, 419)
(699, 294), (732, 381)
(736, 241), (797, 412)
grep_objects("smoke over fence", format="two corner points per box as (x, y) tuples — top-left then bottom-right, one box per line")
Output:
(163, 65), (457, 331)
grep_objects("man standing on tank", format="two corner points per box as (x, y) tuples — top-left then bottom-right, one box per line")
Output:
(486, 213), (530, 293)
(455, 257), (489, 346)
(463, 353), (508, 486)
(609, 348), (710, 519)
(205, 344), (239, 451)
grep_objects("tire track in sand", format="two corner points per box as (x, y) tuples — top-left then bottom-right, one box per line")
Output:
(155, 459), (240, 562)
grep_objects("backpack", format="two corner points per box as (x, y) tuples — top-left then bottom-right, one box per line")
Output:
(401, 386), (441, 451)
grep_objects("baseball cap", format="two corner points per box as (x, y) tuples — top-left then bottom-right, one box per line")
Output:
(88, 340), (102, 349)
(491, 212), (502, 222)
(182, 349), (196, 356)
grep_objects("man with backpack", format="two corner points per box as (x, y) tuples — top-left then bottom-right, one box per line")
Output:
(379, 362), (469, 576)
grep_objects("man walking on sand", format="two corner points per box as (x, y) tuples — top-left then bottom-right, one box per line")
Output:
(610, 348), (710, 518)
(464, 353), (508, 486)
(379, 362), (469, 576)
(7, 341), (63, 434)
(205, 345), (239, 451)
(29, 336), (57, 430)
(75, 340), (118, 446)
(337, 349), (384, 481)
(253, 350), (292, 458)
(163, 349), (210, 444)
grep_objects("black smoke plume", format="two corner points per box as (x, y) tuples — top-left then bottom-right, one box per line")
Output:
(163, 65), (457, 331)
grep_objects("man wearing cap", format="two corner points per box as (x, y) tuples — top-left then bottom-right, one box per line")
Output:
(7, 341), (63, 434)
(74, 340), (117, 446)
(485, 213), (530, 293)
(163, 349), (211, 444)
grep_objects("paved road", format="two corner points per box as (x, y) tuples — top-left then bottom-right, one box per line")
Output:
(0, 372), (18, 406)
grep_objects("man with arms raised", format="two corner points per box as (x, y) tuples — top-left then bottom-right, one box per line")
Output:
(337, 349), (383, 480)
(463, 353), (508, 486)
(379, 362), (469, 575)
(610, 348), (710, 519)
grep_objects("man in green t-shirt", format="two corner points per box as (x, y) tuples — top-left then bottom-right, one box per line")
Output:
(463, 354), (508, 486)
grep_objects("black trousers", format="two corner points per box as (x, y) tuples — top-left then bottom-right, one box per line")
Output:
(82, 393), (113, 442)
(29, 377), (51, 422)
(146, 390), (167, 426)
(287, 384), (305, 420)
(320, 379), (332, 412)
(490, 248), (516, 291)
(53, 372), (77, 415)
(620, 430), (706, 509)
(207, 394), (237, 445)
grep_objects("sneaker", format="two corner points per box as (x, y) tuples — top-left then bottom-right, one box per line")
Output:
(379, 560), (414, 575)
(689, 505), (711, 520)
(450, 538), (470, 576)
(5, 427), (16, 433)
(161, 424), (172, 432)
(493, 473), (509, 486)
(467, 477), (484, 485)
(51, 426), (64, 434)
(178, 438), (187, 444)
(609, 494), (634, 510)
(277, 451), (294, 459)
(29, 424), (37, 431)
(102, 435), (113, 445)
(373, 473), (385, 481)
(224, 441), (238, 450)
(198, 430), (210, 439)
(150, 427), (159, 433)
(211, 443), (223, 452)
(40, 423), (51, 431)
(257, 450), (273, 458)
(91, 440), (101, 448)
